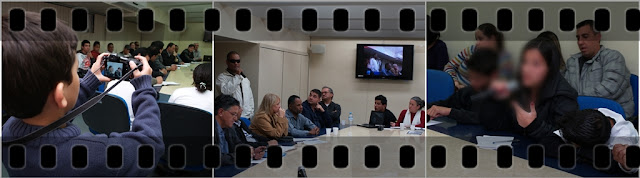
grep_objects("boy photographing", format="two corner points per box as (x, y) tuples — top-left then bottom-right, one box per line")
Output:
(2, 12), (163, 176)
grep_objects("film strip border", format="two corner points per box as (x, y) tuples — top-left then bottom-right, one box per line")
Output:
(3, 142), (639, 172)
(6, 4), (639, 36)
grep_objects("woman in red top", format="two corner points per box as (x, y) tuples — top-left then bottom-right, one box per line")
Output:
(395, 96), (426, 128)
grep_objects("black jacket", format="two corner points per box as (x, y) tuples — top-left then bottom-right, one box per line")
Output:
(224, 119), (270, 149)
(321, 101), (342, 127)
(428, 86), (513, 130)
(509, 73), (579, 141)
(161, 50), (178, 66)
(180, 49), (194, 63)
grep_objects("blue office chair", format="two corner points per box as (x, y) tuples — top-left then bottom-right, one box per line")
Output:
(82, 92), (131, 134)
(577, 96), (626, 119)
(630, 74), (638, 117)
(240, 117), (251, 127)
(157, 102), (212, 173)
(427, 69), (455, 103)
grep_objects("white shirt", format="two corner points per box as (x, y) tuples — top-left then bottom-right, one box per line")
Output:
(554, 108), (639, 173)
(216, 71), (254, 118)
(168, 87), (214, 114)
(76, 52), (88, 70)
(106, 80), (136, 124)
(368, 58), (381, 72)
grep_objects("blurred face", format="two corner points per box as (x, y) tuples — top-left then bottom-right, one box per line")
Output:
(107, 45), (114, 52)
(93, 44), (100, 52)
(576, 25), (601, 59)
(374, 100), (386, 111)
(188, 46), (194, 52)
(175, 46), (179, 52)
(82, 43), (90, 53)
(194, 43), (199, 50)
(468, 70), (492, 92)
(271, 98), (281, 114)
(226, 53), (241, 70)
(409, 99), (419, 113)
(475, 30), (497, 51)
(123, 48), (129, 54)
(520, 49), (549, 89)
(289, 98), (303, 114)
(308, 92), (320, 105)
(130, 43), (136, 49)
(217, 106), (240, 128)
(321, 88), (333, 100)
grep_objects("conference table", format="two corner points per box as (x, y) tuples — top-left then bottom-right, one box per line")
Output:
(158, 62), (206, 95)
(227, 126), (426, 177)
(427, 117), (616, 177)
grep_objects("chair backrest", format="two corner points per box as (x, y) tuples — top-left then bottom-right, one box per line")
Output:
(240, 117), (251, 127)
(158, 102), (212, 169)
(82, 92), (131, 134)
(577, 96), (626, 119)
(427, 69), (455, 103)
(630, 74), (638, 117)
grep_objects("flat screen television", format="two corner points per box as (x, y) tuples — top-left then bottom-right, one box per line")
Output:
(355, 44), (414, 80)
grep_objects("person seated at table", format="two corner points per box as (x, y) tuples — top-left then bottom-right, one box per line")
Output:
(226, 107), (278, 148)
(168, 63), (213, 113)
(372, 95), (396, 128)
(564, 20), (634, 118)
(161, 43), (184, 66)
(132, 48), (164, 84)
(491, 37), (578, 141)
(249, 93), (289, 139)
(215, 95), (266, 165)
(444, 23), (513, 90)
(393, 96), (426, 128)
(180, 44), (195, 63)
(118, 44), (132, 58)
(321, 86), (341, 127)
(90, 41), (101, 59)
(537, 31), (566, 73)
(428, 49), (510, 129)
(286, 95), (320, 137)
(302, 89), (332, 129)
(543, 108), (638, 175)
(427, 15), (449, 71)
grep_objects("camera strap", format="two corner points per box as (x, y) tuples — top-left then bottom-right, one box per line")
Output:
(3, 66), (142, 145)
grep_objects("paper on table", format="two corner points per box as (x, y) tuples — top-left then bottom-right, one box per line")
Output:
(251, 158), (267, 164)
(302, 139), (327, 145)
(406, 130), (424, 135)
(281, 146), (296, 152)
(476, 135), (514, 149)
(293, 138), (317, 142)
(426, 120), (443, 126)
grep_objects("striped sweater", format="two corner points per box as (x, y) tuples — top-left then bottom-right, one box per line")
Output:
(443, 45), (514, 87)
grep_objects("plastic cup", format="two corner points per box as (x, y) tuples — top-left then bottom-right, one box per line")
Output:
(400, 123), (406, 129)
(333, 127), (339, 134)
(326, 128), (332, 135)
(410, 125), (416, 131)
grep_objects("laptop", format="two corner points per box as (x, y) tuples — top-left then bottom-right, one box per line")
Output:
(358, 111), (385, 128)
(203, 55), (212, 62)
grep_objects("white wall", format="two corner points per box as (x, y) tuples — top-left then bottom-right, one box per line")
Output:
(308, 38), (426, 124)
(428, 2), (639, 75)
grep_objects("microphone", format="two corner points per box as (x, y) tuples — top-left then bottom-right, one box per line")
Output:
(470, 80), (519, 101)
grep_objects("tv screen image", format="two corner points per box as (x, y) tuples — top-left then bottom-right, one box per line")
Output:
(355, 44), (414, 80)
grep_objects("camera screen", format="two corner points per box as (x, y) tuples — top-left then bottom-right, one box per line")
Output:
(105, 61), (124, 79)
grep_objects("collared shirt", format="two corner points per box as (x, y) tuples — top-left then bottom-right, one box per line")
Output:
(285, 109), (317, 137)
(215, 120), (229, 153)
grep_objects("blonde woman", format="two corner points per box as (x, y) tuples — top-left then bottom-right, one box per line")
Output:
(249, 93), (289, 139)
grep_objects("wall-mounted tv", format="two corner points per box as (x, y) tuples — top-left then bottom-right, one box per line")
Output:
(355, 44), (414, 80)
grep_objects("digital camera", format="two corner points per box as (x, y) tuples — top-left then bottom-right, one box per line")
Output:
(103, 54), (143, 80)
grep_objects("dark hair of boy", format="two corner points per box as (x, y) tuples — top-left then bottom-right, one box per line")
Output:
(193, 63), (212, 92)
(81, 40), (90, 47)
(150, 40), (164, 49)
(132, 47), (149, 57)
(215, 94), (240, 113)
(288, 95), (301, 106)
(93, 41), (100, 47)
(188, 44), (195, 48)
(557, 109), (612, 147)
(166, 42), (175, 49)
(427, 15), (440, 46)
(375, 95), (387, 105)
(311, 89), (321, 97)
(2, 12), (77, 118)
(107, 43), (113, 47)
(465, 49), (499, 76)
(576, 20), (599, 34)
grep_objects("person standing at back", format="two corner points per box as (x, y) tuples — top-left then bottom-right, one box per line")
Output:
(216, 51), (255, 120)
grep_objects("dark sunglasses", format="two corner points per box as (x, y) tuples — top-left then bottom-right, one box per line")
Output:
(228, 59), (241, 64)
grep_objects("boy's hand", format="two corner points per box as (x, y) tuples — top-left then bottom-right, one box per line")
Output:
(91, 53), (112, 82)
(613, 144), (630, 171)
(129, 55), (152, 78)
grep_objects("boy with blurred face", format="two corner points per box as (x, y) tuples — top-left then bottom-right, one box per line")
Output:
(427, 49), (510, 130)
(302, 89), (332, 129)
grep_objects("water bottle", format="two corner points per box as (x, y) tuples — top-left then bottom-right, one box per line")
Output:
(348, 112), (353, 126)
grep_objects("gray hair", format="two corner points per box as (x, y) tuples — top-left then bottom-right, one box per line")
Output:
(410, 96), (425, 110)
(322, 86), (334, 99)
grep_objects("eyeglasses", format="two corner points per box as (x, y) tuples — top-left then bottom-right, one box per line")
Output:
(225, 110), (240, 118)
(228, 59), (241, 64)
